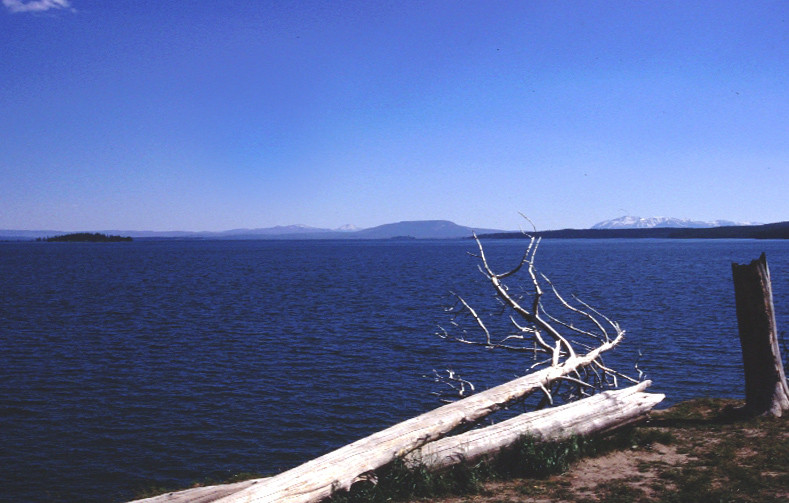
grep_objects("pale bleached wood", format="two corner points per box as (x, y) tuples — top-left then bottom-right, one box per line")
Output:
(405, 381), (663, 470)
(127, 379), (659, 503)
(166, 335), (625, 503)
(130, 479), (264, 503)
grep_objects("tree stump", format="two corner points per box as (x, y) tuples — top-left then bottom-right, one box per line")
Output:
(731, 253), (789, 416)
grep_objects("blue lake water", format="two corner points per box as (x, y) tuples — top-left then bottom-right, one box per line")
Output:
(1, 238), (788, 503)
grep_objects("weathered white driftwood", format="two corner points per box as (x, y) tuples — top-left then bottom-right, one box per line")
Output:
(212, 343), (628, 503)
(128, 333), (631, 503)
(406, 380), (663, 470)
(131, 479), (265, 503)
(130, 381), (661, 503)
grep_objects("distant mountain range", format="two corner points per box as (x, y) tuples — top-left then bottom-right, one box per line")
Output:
(592, 216), (759, 229)
(0, 220), (506, 241)
(2, 217), (787, 241)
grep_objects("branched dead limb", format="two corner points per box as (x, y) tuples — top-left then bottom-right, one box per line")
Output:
(426, 369), (476, 403)
(634, 350), (646, 381)
(436, 220), (637, 403)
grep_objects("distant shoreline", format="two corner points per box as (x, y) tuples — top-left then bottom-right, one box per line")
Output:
(477, 221), (789, 240)
(1, 220), (787, 241)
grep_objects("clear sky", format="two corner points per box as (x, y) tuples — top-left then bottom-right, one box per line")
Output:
(1, 1), (787, 232)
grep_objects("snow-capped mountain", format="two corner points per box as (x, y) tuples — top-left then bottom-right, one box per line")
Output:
(592, 216), (756, 229)
(335, 224), (361, 232)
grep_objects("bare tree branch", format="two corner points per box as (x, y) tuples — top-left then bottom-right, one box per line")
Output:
(426, 369), (476, 402)
(436, 218), (637, 404)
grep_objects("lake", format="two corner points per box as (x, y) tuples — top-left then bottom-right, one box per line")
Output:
(1, 238), (787, 503)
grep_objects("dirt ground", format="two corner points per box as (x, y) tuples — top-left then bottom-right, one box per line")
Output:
(407, 399), (788, 503)
(420, 444), (687, 503)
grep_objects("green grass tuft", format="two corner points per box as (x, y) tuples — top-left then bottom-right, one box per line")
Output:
(327, 426), (673, 503)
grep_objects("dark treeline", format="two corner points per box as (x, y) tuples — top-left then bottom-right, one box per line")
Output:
(478, 221), (789, 240)
(39, 232), (133, 242)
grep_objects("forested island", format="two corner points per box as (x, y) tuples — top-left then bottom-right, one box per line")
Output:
(39, 232), (133, 242)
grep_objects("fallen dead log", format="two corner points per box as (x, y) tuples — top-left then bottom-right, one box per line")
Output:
(130, 382), (661, 503)
(131, 479), (265, 503)
(405, 380), (663, 470)
(128, 366), (656, 503)
(206, 345), (626, 503)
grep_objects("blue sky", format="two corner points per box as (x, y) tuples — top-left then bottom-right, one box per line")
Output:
(1, 1), (787, 231)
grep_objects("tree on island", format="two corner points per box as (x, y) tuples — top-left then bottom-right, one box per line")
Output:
(39, 232), (132, 242)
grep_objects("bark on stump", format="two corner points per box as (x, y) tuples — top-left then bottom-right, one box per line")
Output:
(731, 253), (789, 416)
